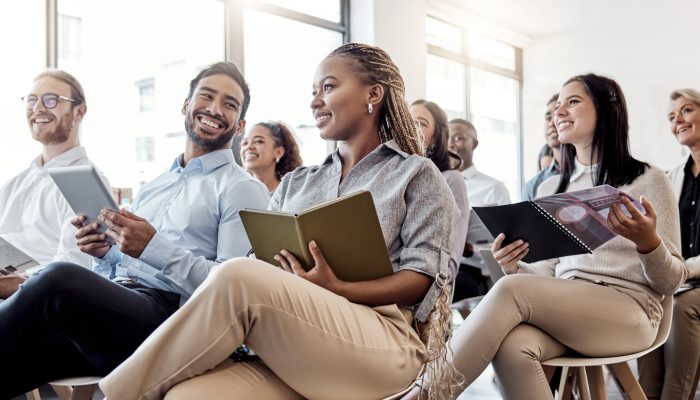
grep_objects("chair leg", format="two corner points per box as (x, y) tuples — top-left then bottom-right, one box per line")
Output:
(25, 389), (41, 400)
(607, 362), (647, 400)
(70, 384), (97, 400)
(576, 367), (592, 400)
(585, 366), (607, 400)
(50, 384), (72, 400)
(557, 366), (576, 400)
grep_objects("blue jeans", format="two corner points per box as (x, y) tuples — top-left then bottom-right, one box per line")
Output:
(0, 262), (179, 399)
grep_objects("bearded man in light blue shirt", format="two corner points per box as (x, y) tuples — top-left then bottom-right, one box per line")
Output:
(0, 62), (270, 398)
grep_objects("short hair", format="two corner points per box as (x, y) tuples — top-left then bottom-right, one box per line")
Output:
(449, 118), (477, 139)
(33, 70), (86, 105)
(188, 62), (250, 119)
(670, 88), (700, 106)
(547, 93), (559, 105)
(254, 121), (303, 179)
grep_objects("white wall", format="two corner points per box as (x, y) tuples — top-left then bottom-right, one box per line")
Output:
(350, 0), (427, 102)
(522, 1), (700, 180)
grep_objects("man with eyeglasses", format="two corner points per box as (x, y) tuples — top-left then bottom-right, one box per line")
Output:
(0, 70), (105, 299)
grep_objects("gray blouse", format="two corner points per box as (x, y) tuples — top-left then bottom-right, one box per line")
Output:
(270, 140), (459, 321)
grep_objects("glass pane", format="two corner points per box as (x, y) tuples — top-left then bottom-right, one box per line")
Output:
(0, 1), (46, 185)
(243, 8), (343, 166)
(468, 32), (516, 71)
(469, 67), (520, 200)
(57, 0), (225, 194)
(426, 16), (461, 54)
(259, 0), (341, 23)
(425, 54), (466, 120)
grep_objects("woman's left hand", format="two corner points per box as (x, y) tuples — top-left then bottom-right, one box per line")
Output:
(274, 240), (343, 293)
(608, 195), (661, 254)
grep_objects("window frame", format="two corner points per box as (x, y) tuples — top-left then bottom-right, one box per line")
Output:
(426, 15), (524, 194)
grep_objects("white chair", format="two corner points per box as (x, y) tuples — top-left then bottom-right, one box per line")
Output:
(542, 295), (673, 400)
(25, 377), (101, 400)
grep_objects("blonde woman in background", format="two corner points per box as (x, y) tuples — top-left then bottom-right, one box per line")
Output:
(637, 88), (700, 400)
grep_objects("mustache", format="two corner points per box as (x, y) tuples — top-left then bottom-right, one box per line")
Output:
(195, 111), (229, 129)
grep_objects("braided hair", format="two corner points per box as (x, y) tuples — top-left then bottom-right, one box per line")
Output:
(328, 43), (425, 156)
(329, 43), (462, 400)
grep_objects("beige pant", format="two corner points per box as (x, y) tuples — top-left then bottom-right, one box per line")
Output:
(638, 288), (700, 400)
(99, 258), (425, 400)
(449, 274), (658, 400)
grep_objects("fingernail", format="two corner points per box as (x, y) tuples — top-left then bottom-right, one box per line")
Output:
(310, 240), (317, 249)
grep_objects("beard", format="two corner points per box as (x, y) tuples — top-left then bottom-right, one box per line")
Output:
(185, 112), (236, 149)
(31, 115), (71, 145)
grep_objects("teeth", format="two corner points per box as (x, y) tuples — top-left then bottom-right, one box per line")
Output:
(35, 118), (51, 123)
(198, 116), (221, 129)
(316, 115), (330, 122)
(558, 121), (572, 130)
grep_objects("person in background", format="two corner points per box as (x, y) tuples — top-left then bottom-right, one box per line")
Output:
(537, 144), (554, 171)
(239, 121), (303, 194)
(448, 119), (511, 300)
(637, 88), (700, 400)
(522, 93), (562, 201)
(0, 70), (107, 299)
(0, 62), (270, 398)
(99, 42), (460, 400)
(411, 99), (469, 283)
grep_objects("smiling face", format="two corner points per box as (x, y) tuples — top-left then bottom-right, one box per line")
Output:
(26, 76), (83, 145)
(668, 96), (700, 148)
(555, 81), (597, 148)
(183, 73), (246, 151)
(310, 56), (375, 142)
(544, 100), (560, 149)
(411, 103), (436, 146)
(240, 124), (284, 175)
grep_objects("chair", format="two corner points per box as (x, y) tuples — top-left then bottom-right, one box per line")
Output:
(25, 377), (101, 400)
(541, 295), (673, 400)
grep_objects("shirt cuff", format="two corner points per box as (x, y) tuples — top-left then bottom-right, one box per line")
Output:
(93, 245), (121, 278)
(139, 232), (177, 270)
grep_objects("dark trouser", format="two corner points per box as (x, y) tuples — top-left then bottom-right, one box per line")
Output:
(0, 262), (180, 399)
(452, 264), (489, 302)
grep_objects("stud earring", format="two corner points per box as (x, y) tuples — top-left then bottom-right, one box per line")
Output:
(275, 157), (280, 163)
(367, 103), (373, 114)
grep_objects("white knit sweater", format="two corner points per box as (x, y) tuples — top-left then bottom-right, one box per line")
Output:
(520, 158), (688, 320)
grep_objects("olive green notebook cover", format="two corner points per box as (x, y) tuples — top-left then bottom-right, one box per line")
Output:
(239, 191), (394, 282)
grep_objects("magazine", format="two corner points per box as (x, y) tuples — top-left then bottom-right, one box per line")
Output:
(473, 185), (644, 262)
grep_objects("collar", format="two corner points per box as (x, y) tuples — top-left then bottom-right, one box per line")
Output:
(321, 139), (408, 166)
(462, 165), (478, 179)
(170, 149), (234, 174)
(32, 146), (87, 169)
(570, 157), (598, 181)
(683, 155), (695, 176)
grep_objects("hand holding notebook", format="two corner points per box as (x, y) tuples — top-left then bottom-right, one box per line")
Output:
(474, 185), (645, 262)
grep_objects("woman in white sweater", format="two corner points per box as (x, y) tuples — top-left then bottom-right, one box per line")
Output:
(637, 88), (700, 400)
(410, 74), (687, 400)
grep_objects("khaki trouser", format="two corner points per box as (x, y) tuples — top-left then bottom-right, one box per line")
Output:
(449, 274), (658, 400)
(638, 288), (700, 400)
(100, 258), (425, 400)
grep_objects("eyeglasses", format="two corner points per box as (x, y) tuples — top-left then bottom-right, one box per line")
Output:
(21, 93), (78, 110)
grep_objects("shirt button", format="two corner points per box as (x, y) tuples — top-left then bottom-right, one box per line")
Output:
(693, 201), (696, 205)
(691, 244), (694, 248)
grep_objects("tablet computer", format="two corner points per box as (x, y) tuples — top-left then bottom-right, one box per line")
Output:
(48, 165), (118, 238)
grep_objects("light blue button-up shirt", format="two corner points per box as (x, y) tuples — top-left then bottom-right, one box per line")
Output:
(93, 149), (269, 305)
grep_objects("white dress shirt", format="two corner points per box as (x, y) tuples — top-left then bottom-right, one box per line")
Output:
(0, 146), (101, 269)
(461, 165), (511, 207)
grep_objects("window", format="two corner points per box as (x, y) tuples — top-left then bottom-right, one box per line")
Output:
(241, 7), (344, 166)
(136, 78), (156, 113)
(425, 16), (523, 200)
(0, 1), (46, 185)
(257, 0), (342, 23)
(58, 14), (81, 61)
(57, 0), (225, 193)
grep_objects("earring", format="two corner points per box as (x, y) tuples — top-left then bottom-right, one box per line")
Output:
(367, 103), (373, 114)
(275, 157), (280, 163)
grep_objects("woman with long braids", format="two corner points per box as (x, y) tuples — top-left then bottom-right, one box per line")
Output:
(239, 121), (303, 194)
(407, 73), (687, 399)
(99, 43), (461, 400)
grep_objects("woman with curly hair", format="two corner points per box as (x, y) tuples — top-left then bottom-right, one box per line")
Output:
(240, 121), (303, 194)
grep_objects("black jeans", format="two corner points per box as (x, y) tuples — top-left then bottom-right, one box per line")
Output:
(452, 264), (489, 302)
(0, 262), (180, 399)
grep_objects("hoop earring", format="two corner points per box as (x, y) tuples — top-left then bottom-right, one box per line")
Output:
(367, 103), (373, 114)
